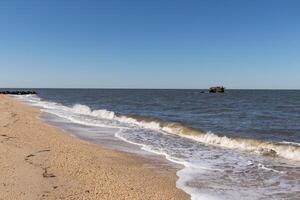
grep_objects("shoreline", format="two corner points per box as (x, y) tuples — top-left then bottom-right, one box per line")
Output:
(0, 95), (190, 200)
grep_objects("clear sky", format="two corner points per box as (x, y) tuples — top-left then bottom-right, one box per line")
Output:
(0, 0), (299, 89)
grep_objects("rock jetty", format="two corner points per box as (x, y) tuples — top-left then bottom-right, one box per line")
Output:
(0, 91), (37, 95)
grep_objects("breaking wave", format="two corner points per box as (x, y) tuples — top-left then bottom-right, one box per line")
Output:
(15, 95), (300, 162)
(65, 103), (300, 161)
(72, 104), (115, 119)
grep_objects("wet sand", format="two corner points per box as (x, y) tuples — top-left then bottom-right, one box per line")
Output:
(0, 95), (189, 200)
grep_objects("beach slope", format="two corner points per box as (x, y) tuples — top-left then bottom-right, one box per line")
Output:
(0, 95), (189, 200)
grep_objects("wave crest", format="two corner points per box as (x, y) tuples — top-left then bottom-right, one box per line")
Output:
(72, 104), (115, 119)
(184, 132), (300, 161)
(71, 104), (300, 161)
(17, 97), (300, 162)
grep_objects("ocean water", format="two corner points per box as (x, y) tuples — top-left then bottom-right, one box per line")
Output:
(12, 89), (300, 200)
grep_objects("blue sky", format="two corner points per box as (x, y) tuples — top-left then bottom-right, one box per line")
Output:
(0, 0), (299, 89)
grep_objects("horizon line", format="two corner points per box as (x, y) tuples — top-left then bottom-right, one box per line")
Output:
(0, 87), (299, 90)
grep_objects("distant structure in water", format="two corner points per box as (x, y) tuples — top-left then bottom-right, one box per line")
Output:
(209, 86), (225, 93)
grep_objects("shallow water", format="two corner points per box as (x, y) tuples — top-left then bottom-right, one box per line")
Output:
(12, 89), (300, 199)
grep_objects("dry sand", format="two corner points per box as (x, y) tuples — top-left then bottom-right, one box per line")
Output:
(0, 95), (190, 200)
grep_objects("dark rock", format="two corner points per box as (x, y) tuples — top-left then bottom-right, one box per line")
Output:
(0, 90), (37, 95)
(209, 86), (225, 93)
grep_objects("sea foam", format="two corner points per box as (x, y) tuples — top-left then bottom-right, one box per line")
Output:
(15, 95), (300, 162)
(65, 104), (300, 161)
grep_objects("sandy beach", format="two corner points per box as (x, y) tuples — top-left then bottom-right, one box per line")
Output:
(0, 95), (189, 200)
